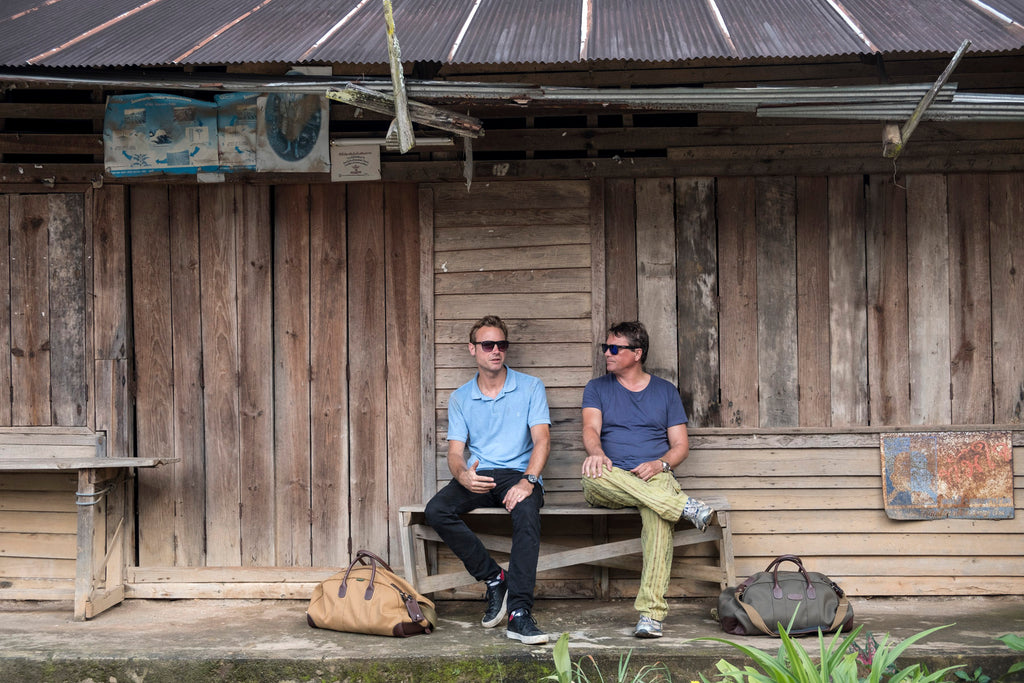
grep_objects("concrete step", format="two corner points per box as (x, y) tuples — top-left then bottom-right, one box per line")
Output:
(2, 596), (1021, 682)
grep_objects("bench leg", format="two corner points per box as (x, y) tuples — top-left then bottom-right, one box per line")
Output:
(716, 509), (736, 589)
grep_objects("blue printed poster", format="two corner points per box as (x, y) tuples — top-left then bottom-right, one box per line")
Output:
(104, 94), (219, 176)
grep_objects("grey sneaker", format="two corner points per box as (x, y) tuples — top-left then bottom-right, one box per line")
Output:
(506, 609), (549, 644)
(682, 497), (713, 533)
(634, 615), (663, 638)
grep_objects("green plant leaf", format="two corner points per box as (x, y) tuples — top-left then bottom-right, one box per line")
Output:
(997, 634), (1024, 652)
(553, 633), (573, 683)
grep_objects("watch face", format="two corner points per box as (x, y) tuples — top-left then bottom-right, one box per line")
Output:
(524, 474), (538, 484)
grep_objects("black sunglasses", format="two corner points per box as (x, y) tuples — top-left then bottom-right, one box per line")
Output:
(474, 340), (510, 352)
(601, 343), (640, 355)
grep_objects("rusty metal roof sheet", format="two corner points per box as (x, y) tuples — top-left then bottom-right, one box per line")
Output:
(2, 0), (1024, 69)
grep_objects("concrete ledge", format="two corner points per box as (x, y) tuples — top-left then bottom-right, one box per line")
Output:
(2, 596), (1021, 682)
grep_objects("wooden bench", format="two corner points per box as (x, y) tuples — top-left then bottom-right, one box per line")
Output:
(398, 495), (734, 596)
(0, 427), (176, 620)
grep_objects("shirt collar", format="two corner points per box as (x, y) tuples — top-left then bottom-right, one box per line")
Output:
(470, 366), (517, 400)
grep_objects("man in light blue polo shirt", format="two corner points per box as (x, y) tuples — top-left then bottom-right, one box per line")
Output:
(424, 315), (551, 645)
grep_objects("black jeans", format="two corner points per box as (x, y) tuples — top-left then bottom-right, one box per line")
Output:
(424, 469), (544, 614)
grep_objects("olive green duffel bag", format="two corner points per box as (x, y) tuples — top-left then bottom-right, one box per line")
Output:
(717, 554), (853, 636)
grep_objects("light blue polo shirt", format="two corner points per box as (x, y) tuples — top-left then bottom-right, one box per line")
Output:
(446, 366), (550, 471)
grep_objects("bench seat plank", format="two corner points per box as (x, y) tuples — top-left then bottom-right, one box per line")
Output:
(399, 495), (734, 596)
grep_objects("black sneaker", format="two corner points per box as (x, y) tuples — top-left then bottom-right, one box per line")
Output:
(481, 573), (508, 628)
(506, 608), (549, 644)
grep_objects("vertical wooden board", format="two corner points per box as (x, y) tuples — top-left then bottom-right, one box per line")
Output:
(129, 185), (175, 566)
(866, 176), (910, 426)
(91, 186), (128, 361)
(10, 195), (51, 426)
(827, 176), (868, 426)
(906, 175), (951, 425)
(236, 186), (275, 567)
(0, 194), (11, 426)
(590, 179), (606, 377)
(94, 359), (131, 463)
(167, 186), (206, 566)
(604, 178), (637, 328)
(47, 194), (87, 426)
(420, 187), (437, 503)
(310, 184), (349, 568)
(989, 173), (1024, 423)
(348, 183), (389, 555)
(675, 177), (720, 427)
(947, 174), (994, 424)
(273, 185), (312, 567)
(636, 178), (678, 385)
(385, 184), (423, 564)
(717, 177), (758, 427)
(755, 176), (798, 427)
(795, 177), (831, 427)
(198, 184), (241, 566)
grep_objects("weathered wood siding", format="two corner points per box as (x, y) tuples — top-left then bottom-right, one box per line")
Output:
(128, 183), (423, 574)
(0, 188), (131, 600)
(424, 173), (1024, 599)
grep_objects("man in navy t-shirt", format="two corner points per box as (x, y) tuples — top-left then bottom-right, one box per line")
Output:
(581, 321), (714, 639)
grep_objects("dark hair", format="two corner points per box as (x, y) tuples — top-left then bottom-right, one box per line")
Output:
(608, 321), (649, 364)
(469, 315), (509, 343)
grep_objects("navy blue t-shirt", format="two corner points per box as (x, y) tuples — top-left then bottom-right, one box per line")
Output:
(581, 373), (688, 471)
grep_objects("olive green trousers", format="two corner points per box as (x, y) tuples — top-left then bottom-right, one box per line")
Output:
(581, 467), (692, 622)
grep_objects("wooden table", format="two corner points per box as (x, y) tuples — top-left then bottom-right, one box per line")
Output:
(0, 427), (176, 619)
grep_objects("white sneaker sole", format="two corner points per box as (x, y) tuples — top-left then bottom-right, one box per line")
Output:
(481, 592), (507, 628)
(506, 630), (549, 644)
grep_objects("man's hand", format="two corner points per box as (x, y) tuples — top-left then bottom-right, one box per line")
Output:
(630, 459), (665, 482)
(582, 453), (613, 478)
(456, 461), (496, 493)
(503, 479), (533, 511)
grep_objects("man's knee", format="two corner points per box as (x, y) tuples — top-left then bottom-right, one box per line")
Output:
(424, 495), (452, 527)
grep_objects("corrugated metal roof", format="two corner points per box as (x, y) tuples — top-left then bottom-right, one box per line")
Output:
(1, 0), (1024, 69)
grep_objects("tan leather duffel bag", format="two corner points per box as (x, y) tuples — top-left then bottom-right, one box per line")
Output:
(306, 549), (437, 637)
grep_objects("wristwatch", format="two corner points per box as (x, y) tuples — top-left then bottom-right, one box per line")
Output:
(660, 460), (671, 473)
(522, 473), (539, 485)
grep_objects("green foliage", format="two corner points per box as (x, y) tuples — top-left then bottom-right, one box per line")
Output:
(541, 632), (673, 683)
(953, 667), (991, 683)
(996, 634), (1024, 681)
(692, 623), (963, 683)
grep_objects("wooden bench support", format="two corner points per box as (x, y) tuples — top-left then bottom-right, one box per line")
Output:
(399, 495), (734, 596)
(0, 427), (175, 620)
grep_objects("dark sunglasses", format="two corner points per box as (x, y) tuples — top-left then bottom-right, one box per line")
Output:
(601, 343), (640, 355)
(474, 340), (510, 352)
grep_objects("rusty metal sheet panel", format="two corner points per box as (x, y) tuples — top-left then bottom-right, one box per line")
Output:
(3, 0), (1024, 68)
(589, 0), (733, 61)
(446, 0), (581, 64)
(881, 431), (1015, 520)
(716, 0), (870, 58)
(309, 0), (478, 65)
(839, 0), (1022, 54)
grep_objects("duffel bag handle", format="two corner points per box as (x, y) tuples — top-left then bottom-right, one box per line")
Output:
(765, 554), (814, 600)
(339, 549), (392, 600)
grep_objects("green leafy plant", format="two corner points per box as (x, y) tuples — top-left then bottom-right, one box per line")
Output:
(995, 634), (1024, 682)
(953, 667), (991, 683)
(542, 632), (673, 683)
(692, 622), (962, 683)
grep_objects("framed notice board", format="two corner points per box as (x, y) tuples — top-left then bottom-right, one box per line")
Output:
(881, 431), (1014, 520)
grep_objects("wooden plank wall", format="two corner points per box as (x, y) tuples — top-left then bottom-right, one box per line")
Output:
(128, 182), (423, 584)
(427, 172), (1023, 599)
(0, 189), (129, 599)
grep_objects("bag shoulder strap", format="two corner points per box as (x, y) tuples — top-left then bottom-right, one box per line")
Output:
(737, 600), (776, 635)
